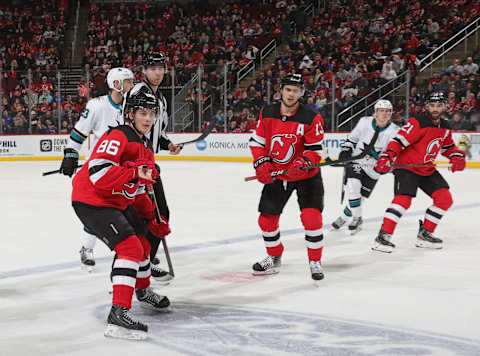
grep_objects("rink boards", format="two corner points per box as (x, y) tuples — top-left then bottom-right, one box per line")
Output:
(0, 132), (480, 167)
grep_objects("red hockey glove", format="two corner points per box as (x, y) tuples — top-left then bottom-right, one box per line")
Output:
(125, 159), (159, 185)
(254, 156), (275, 184)
(148, 216), (171, 238)
(449, 153), (466, 173)
(375, 150), (395, 174)
(285, 156), (311, 181)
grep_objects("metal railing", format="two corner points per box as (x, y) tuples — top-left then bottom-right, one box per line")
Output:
(421, 17), (480, 76)
(71, 0), (81, 66)
(260, 39), (277, 71)
(337, 17), (480, 129)
(237, 60), (255, 86)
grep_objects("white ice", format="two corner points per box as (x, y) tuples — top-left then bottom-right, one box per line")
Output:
(1, 161), (480, 356)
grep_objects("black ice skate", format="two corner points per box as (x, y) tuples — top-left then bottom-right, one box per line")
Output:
(331, 216), (346, 231)
(252, 255), (281, 275)
(151, 264), (173, 284)
(348, 217), (363, 235)
(309, 260), (324, 281)
(104, 305), (148, 340)
(79, 246), (95, 272)
(416, 220), (443, 249)
(136, 287), (170, 311)
(372, 230), (395, 253)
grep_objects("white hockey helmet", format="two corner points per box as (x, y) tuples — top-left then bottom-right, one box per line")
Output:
(374, 99), (393, 112)
(107, 67), (134, 93)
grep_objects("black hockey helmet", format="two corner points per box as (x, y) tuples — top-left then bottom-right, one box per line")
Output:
(124, 89), (159, 118)
(280, 73), (305, 96)
(426, 91), (446, 104)
(142, 51), (167, 70)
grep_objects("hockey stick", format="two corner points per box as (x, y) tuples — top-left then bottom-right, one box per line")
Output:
(147, 186), (174, 277)
(340, 166), (347, 204)
(176, 118), (216, 149)
(244, 127), (381, 182)
(42, 164), (84, 176)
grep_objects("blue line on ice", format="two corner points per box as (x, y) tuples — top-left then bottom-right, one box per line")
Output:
(1, 202), (478, 280)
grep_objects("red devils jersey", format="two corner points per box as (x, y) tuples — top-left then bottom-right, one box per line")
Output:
(386, 114), (464, 176)
(72, 125), (155, 214)
(249, 102), (324, 181)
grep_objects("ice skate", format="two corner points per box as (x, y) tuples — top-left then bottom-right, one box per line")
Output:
(330, 216), (346, 231)
(104, 305), (148, 340)
(309, 260), (324, 282)
(416, 220), (443, 249)
(372, 230), (395, 253)
(348, 217), (363, 235)
(79, 246), (95, 272)
(151, 264), (173, 285)
(135, 287), (170, 312)
(252, 255), (281, 275)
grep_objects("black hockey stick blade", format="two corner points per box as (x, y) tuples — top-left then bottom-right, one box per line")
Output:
(42, 164), (84, 176)
(177, 118), (217, 149)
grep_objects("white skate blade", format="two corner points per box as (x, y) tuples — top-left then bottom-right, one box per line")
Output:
(252, 268), (279, 276)
(104, 324), (147, 341)
(330, 224), (343, 232)
(151, 280), (170, 286)
(371, 243), (393, 253)
(138, 302), (171, 313)
(415, 240), (443, 249)
(81, 265), (94, 273)
(349, 227), (361, 236)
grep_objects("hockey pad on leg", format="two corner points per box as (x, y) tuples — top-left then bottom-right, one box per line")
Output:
(300, 208), (324, 262)
(112, 235), (143, 309)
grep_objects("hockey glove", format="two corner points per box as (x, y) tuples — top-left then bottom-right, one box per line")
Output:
(254, 156), (275, 184)
(449, 153), (466, 173)
(374, 150), (395, 174)
(338, 147), (352, 161)
(125, 159), (159, 185)
(285, 156), (312, 181)
(60, 148), (79, 177)
(148, 216), (171, 238)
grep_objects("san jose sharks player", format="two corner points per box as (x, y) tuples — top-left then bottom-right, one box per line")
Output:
(331, 99), (399, 235)
(59, 67), (134, 270)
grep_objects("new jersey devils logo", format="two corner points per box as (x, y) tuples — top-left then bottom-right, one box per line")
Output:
(424, 138), (442, 163)
(112, 182), (137, 200)
(270, 134), (297, 164)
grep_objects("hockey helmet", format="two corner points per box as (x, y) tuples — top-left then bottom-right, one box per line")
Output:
(142, 51), (168, 70)
(280, 73), (305, 95)
(106, 67), (134, 93)
(426, 91), (446, 104)
(374, 99), (393, 112)
(124, 89), (159, 121)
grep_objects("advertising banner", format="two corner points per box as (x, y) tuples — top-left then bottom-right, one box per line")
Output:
(1, 132), (479, 167)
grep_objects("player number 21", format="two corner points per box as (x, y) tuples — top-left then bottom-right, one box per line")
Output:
(96, 140), (120, 155)
(402, 122), (414, 134)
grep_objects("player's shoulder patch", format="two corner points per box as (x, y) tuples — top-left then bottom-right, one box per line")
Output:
(294, 104), (318, 125)
(261, 102), (281, 119)
(108, 125), (142, 143)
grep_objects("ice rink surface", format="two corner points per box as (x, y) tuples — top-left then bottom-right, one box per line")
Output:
(1, 161), (479, 355)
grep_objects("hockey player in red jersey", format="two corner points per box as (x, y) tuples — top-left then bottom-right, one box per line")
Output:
(71, 90), (171, 340)
(373, 92), (466, 253)
(249, 73), (326, 281)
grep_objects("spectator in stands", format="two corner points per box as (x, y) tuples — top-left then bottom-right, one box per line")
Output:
(449, 112), (473, 131)
(463, 57), (479, 75)
(446, 59), (464, 75)
(380, 63), (397, 82)
(426, 18), (440, 35)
